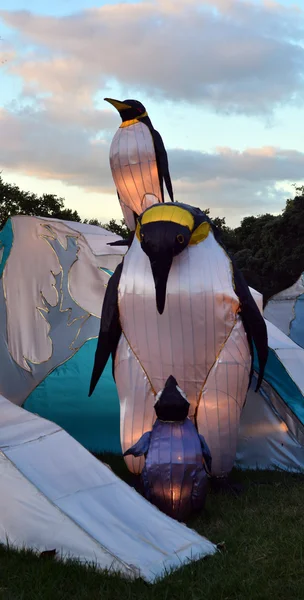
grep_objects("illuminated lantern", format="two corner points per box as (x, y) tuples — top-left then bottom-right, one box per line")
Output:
(89, 203), (268, 477)
(105, 98), (174, 230)
(124, 375), (211, 521)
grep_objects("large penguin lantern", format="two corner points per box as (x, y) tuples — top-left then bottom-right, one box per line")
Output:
(89, 203), (268, 477)
(105, 98), (174, 231)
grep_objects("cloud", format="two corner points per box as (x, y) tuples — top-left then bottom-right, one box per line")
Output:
(0, 106), (114, 191)
(1, 0), (304, 115)
(0, 104), (300, 223)
(0, 0), (303, 226)
(170, 146), (304, 183)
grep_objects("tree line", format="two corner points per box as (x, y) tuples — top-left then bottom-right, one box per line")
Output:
(1, 175), (303, 303)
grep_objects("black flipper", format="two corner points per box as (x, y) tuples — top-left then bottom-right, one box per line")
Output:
(198, 434), (212, 473)
(107, 231), (135, 247)
(151, 128), (174, 203)
(123, 431), (152, 457)
(88, 261), (123, 396)
(140, 115), (174, 204)
(209, 222), (268, 391)
(107, 239), (130, 247)
(232, 260), (268, 391)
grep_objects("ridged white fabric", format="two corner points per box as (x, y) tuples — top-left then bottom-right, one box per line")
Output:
(237, 382), (304, 471)
(266, 320), (304, 395)
(109, 122), (162, 229)
(197, 317), (251, 476)
(236, 319), (304, 471)
(0, 395), (217, 582)
(115, 233), (250, 476)
(115, 334), (156, 473)
(264, 274), (304, 337)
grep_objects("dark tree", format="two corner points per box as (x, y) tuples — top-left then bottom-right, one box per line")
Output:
(102, 218), (130, 239)
(0, 176), (81, 229)
(231, 187), (304, 303)
(83, 218), (102, 226)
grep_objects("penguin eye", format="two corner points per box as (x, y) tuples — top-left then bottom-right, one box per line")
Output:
(177, 234), (184, 244)
(140, 232), (144, 241)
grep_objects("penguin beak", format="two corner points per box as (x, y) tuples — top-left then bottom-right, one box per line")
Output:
(149, 254), (173, 315)
(104, 98), (131, 111)
(139, 219), (190, 315)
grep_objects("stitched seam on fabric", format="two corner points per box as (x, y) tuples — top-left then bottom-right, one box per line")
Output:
(119, 330), (156, 395)
(194, 315), (238, 424)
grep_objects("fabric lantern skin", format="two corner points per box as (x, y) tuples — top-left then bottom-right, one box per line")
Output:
(124, 375), (211, 521)
(105, 98), (174, 231)
(89, 202), (268, 477)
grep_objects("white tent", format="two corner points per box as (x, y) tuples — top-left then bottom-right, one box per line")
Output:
(264, 273), (304, 349)
(0, 394), (216, 582)
(0, 215), (124, 407)
(237, 319), (304, 471)
(233, 288), (304, 471)
(0, 215), (125, 452)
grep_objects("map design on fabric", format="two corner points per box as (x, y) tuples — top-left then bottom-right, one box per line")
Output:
(0, 219), (114, 405)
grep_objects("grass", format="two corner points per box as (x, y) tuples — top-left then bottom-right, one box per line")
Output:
(1, 456), (304, 600)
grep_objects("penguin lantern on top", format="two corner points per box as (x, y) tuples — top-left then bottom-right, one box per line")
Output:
(89, 202), (268, 479)
(124, 375), (212, 521)
(105, 98), (174, 231)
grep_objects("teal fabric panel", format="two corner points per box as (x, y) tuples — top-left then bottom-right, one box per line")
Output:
(254, 347), (304, 424)
(24, 339), (121, 453)
(0, 219), (13, 278)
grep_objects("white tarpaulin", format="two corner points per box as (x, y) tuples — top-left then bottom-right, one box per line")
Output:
(237, 319), (304, 471)
(0, 215), (127, 453)
(237, 381), (304, 471)
(0, 216), (125, 406)
(0, 395), (216, 582)
(264, 274), (304, 348)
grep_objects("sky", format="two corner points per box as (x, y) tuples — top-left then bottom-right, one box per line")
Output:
(0, 0), (304, 227)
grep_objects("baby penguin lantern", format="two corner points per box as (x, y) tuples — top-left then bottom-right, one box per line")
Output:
(124, 375), (212, 521)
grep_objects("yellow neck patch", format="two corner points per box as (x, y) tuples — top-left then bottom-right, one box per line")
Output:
(119, 111), (148, 128)
(119, 118), (139, 128)
(141, 205), (195, 230)
(135, 222), (141, 241)
(189, 222), (211, 245)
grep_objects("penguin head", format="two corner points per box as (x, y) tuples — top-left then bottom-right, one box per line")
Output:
(154, 376), (190, 422)
(104, 98), (147, 122)
(137, 203), (196, 314)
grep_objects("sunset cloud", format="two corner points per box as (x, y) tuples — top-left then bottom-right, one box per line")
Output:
(1, 0), (304, 115)
(0, 103), (299, 222)
(0, 0), (303, 225)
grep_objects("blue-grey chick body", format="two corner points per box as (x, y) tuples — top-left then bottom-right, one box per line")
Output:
(143, 419), (208, 520)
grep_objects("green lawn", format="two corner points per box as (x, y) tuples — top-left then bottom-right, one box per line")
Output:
(1, 456), (304, 600)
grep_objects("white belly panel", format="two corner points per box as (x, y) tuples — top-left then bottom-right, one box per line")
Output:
(114, 333), (156, 474)
(196, 316), (251, 477)
(118, 233), (240, 415)
(109, 122), (162, 227)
